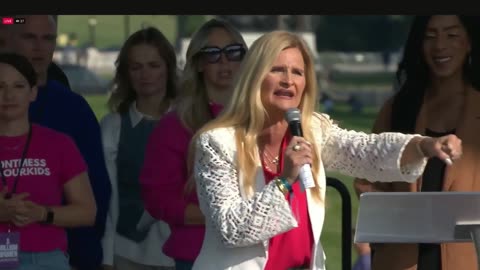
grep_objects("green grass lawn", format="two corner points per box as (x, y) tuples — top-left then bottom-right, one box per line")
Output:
(84, 93), (378, 269)
(85, 94), (110, 120)
(332, 70), (395, 86)
(58, 15), (178, 48)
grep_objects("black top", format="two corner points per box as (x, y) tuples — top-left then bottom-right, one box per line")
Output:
(417, 128), (456, 270)
(115, 112), (158, 242)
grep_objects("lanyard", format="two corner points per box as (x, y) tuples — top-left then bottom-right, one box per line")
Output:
(0, 124), (33, 199)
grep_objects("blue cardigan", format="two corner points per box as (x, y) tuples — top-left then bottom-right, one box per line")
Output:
(29, 80), (112, 270)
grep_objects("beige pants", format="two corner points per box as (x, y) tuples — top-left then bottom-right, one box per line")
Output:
(114, 255), (175, 270)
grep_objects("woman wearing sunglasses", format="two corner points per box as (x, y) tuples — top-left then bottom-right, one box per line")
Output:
(139, 18), (247, 270)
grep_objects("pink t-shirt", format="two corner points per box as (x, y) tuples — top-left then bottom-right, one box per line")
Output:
(0, 124), (87, 252)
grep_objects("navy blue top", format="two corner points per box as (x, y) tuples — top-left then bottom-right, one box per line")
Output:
(29, 80), (111, 269)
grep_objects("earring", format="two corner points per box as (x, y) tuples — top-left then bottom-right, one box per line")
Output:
(468, 54), (472, 66)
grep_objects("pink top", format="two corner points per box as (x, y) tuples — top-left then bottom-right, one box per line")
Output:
(0, 124), (87, 252)
(140, 103), (223, 261)
(263, 132), (314, 270)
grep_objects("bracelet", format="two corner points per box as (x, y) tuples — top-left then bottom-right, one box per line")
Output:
(39, 206), (54, 225)
(279, 177), (293, 193)
(416, 137), (428, 158)
(274, 177), (294, 195)
(274, 178), (288, 194)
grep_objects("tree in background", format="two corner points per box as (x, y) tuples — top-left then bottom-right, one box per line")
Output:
(314, 15), (413, 52)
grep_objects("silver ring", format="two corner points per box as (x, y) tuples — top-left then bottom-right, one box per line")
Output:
(445, 158), (453, 165)
(293, 144), (301, 151)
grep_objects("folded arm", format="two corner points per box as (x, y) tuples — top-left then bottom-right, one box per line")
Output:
(194, 130), (297, 248)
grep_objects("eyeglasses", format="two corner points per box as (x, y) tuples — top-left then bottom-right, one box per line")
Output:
(198, 43), (246, 64)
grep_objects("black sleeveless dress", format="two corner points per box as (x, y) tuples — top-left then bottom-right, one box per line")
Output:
(417, 128), (456, 270)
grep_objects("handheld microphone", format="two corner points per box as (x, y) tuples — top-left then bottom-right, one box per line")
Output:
(285, 108), (315, 190)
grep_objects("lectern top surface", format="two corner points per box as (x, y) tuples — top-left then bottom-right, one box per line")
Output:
(355, 192), (480, 243)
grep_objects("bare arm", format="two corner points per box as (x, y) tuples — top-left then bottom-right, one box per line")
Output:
(51, 171), (97, 227)
(8, 172), (97, 228)
(400, 137), (426, 166)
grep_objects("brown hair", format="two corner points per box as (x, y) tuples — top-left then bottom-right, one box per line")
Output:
(108, 26), (178, 114)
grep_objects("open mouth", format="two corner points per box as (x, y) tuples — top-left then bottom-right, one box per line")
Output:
(274, 89), (294, 98)
(433, 56), (452, 64)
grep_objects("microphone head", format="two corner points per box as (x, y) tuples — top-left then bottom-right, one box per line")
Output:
(285, 108), (301, 122)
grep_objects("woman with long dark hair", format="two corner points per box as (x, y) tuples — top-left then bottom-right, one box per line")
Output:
(355, 15), (480, 270)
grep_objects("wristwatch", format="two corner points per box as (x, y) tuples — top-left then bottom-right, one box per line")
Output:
(42, 207), (54, 224)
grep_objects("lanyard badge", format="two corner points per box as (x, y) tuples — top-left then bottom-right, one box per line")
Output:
(0, 230), (19, 268)
(0, 124), (32, 268)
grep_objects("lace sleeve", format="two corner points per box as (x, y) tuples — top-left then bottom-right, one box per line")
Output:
(194, 130), (298, 248)
(319, 117), (427, 183)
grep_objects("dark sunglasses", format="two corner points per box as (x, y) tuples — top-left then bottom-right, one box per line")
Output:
(198, 43), (246, 64)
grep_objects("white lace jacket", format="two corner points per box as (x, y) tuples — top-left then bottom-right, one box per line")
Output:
(192, 113), (427, 270)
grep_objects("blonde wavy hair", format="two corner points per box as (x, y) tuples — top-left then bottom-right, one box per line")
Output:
(189, 31), (323, 201)
(175, 18), (247, 133)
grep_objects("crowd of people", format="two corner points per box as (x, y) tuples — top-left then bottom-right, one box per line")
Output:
(0, 14), (476, 270)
